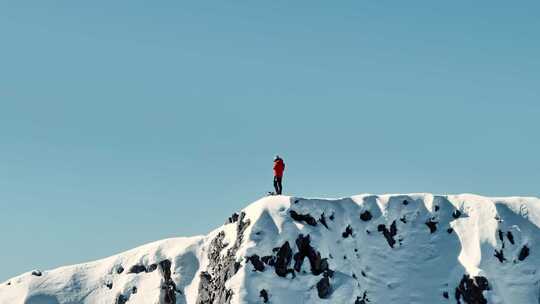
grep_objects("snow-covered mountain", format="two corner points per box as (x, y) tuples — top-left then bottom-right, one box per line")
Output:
(1, 194), (540, 304)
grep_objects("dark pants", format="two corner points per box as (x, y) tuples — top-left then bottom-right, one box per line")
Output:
(273, 176), (283, 194)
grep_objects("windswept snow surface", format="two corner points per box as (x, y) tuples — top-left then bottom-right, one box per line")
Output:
(1, 194), (540, 304)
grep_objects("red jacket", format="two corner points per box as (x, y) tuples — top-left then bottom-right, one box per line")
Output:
(273, 159), (285, 177)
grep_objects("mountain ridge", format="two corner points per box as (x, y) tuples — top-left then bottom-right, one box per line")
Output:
(1, 193), (539, 304)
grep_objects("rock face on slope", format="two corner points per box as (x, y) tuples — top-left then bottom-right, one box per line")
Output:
(1, 193), (540, 304)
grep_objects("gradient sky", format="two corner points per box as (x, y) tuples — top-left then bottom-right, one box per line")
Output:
(1, 1), (539, 280)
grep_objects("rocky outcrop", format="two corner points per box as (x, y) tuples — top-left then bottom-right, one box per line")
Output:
(160, 259), (178, 304)
(316, 277), (331, 298)
(293, 234), (329, 276)
(196, 212), (250, 304)
(455, 275), (489, 304)
(274, 242), (294, 277)
(246, 254), (265, 272)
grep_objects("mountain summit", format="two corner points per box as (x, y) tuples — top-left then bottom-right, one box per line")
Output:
(1, 194), (539, 304)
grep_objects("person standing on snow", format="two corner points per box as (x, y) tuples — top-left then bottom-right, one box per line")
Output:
(273, 155), (285, 195)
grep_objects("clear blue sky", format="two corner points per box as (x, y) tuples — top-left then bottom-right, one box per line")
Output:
(1, 1), (539, 280)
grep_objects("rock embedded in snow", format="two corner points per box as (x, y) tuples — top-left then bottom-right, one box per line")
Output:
(494, 249), (506, 263)
(259, 289), (269, 303)
(377, 221), (398, 248)
(30, 270), (42, 277)
(128, 264), (147, 274)
(318, 213), (329, 229)
(342, 225), (353, 238)
(289, 210), (317, 226)
(246, 255), (265, 272)
(518, 245), (530, 261)
(293, 234), (329, 276)
(359, 210), (372, 221)
(506, 231), (515, 245)
(425, 218), (438, 233)
(116, 265), (124, 274)
(116, 294), (128, 304)
(455, 275), (490, 304)
(316, 277), (331, 299)
(274, 241), (294, 278)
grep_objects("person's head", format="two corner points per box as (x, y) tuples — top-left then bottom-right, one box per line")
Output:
(274, 155), (280, 161)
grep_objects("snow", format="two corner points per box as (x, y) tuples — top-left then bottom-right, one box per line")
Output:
(1, 193), (539, 304)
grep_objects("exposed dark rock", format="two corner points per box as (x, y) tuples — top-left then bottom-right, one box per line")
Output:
(289, 210), (317, 226)
(147, 263), (158, 272)
(105, 281), (113, 289)
(227, 213), (239, 224)
(261, 255), (275, 266)
(425, 219), (438, 233)
(360, 211), (372, 221)
(116, 266), (124, 274)
(497, 230), (504, 242)
(518, 245), (530, 261)
(361, 270), (366, 277)
(400, 216), (407, 223)
(342, 225), (353, 238)
(455, 275), (489, 304)
(132, 286), (137, 294)
(319, 213), (329, 229)
(197, 272), (212, 303)
(316, 277), (331, 299)
(275, 241), (294, 277)
(259, 289), (269, 303)
(293, 234), (329, 275)
(31, 270), (42, 277)
(434, 205), (440, 212)
(160, 259), (178, 304)
(377, 221), (398, 248)
(196, 212), (250, 304)
(494, 249), (506, 263)
(447, 228), (454, 234)
(452, 210), (462, 219)
(329, 213), (335, 221)
(403, 199), (409, 205)
(116, 294), (128, 304)
(6, 281), (11, 286)
(443, 291), (449, 299)
(246, 255), (265, 272)
(506, 231), (515, 245)
(355, 291), (369, 304)
(128, 265), (147, 274)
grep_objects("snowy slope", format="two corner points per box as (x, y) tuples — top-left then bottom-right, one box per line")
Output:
(1, 194), (539, 304)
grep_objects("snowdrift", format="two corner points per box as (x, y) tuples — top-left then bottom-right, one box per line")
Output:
(1, 193), (539, 304)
